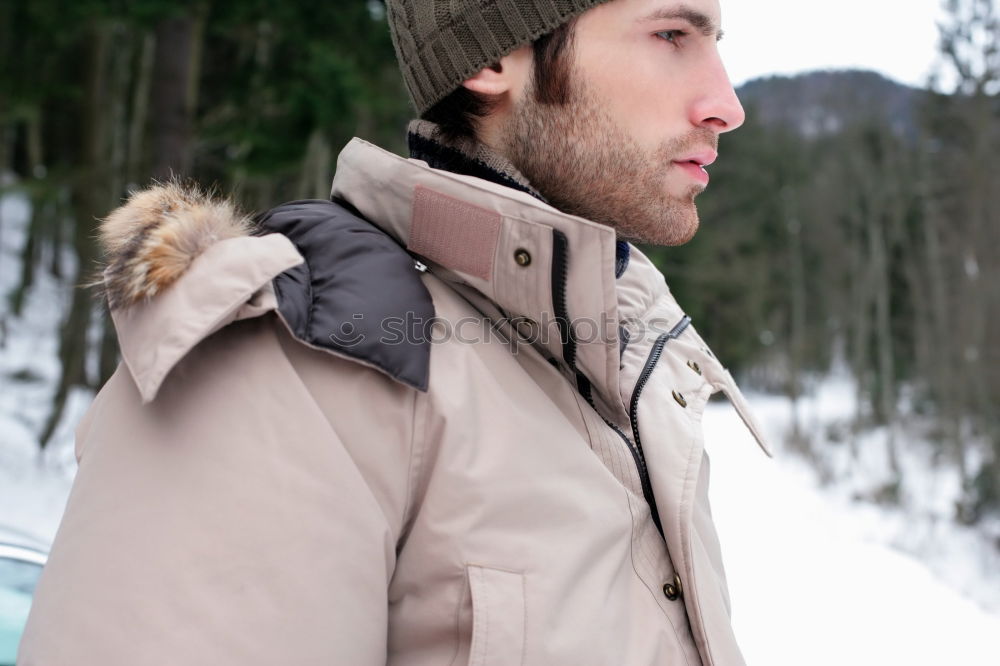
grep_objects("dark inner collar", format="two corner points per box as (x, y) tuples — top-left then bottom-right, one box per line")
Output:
(407, 119), (543, 200)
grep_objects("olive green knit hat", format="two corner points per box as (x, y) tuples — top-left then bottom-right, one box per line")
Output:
(387, 0), (610, 115)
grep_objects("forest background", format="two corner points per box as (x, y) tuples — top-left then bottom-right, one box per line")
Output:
(0, 0), (998, 530)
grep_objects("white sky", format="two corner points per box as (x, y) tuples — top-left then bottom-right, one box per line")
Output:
(719, 0), (949, 87)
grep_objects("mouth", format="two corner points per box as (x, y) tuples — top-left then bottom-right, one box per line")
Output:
(671, 160), (711, 186)
(670, 150), (717, 186)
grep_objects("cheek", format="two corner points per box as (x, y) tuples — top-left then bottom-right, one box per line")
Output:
(578, 43), (689, 147)
(622, 87), (687, 147)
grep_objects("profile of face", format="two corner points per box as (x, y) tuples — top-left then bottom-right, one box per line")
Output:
(466, 0), (745, 246)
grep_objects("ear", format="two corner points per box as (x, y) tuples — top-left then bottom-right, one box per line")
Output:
(461, 62), (509, 96)
(460, 44), (533, 98)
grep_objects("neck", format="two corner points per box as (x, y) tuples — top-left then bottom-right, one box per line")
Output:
(406, 120), (545, 201)
(406, 118), (630, 279)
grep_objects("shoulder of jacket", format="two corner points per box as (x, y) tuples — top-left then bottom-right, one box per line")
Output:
(255, 199), (434, 392)
(99, 183), (433, 402)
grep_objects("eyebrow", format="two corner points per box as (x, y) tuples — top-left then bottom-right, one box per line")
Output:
(639, 4), (725, 41)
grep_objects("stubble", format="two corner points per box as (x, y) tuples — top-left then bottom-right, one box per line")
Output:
(500, 79), (714, 246)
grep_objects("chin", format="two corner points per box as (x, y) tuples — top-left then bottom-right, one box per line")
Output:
(671, 218), (700, 246)
(616, 213), (699, 247)
(652, 204), (701, 247)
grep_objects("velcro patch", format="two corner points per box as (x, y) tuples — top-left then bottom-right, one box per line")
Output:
(409, 186), (501, 281)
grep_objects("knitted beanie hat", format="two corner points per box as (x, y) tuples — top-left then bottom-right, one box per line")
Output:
(387, 0), (610, 115)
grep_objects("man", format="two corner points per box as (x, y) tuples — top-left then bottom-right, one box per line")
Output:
(20, 0), (771, 664)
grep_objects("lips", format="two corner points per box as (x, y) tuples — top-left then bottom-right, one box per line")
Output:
(676, 149), (718, 168)
(672, 160), (710, 185)
(671, 149), (717, 186)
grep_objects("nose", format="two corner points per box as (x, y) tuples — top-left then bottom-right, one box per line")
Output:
(689, 53), (745, 133)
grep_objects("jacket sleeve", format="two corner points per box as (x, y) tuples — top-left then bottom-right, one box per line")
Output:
(18, 316), (419, 665)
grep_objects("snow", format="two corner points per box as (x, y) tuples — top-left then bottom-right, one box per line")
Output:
(2, 187), (999, 664)
(1, 187), (79, 545)
(706, 391), (1000, 665)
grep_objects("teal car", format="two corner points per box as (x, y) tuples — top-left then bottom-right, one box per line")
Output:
(0, 532), (47, 666)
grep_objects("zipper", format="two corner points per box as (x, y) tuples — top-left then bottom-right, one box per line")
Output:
(551, 230), (576, 368)
(550, 229), (678, 538)
(578, 373), (664, 537)
(626, 315), (692, 508)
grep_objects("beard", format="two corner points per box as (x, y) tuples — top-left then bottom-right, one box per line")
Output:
(498, 79), (716, 246)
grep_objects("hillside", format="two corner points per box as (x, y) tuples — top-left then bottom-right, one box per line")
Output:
(737, 69), (922, 137)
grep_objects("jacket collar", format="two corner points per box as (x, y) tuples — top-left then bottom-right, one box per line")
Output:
(331, 137), (637, 406)
(406, 119), (545, 200)
(406, 120), (632, 279)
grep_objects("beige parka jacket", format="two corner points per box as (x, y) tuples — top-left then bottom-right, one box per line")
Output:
(19, 138), (771, 666)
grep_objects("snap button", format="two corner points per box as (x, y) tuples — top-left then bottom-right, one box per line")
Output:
(514, 249), (532, 267)
(687, 360), (701, 375)
(662, 574), (683, 601)
(672, 391), (687, 408)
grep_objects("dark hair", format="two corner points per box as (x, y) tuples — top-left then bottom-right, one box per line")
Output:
(422, 18), (578, 142)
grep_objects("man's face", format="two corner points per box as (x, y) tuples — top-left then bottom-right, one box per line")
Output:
(498, 0), (744, 246)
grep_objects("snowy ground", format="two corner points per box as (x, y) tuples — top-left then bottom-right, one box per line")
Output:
(0, 186), (86, 544)
(706, 390), (1000, 665)
(2, 186), (999, 664)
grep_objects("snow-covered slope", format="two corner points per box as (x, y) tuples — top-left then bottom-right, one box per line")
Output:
(705, 396), (1000, 665)
(0, 188), (82, 544)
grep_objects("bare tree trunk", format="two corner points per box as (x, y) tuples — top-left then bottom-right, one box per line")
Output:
(149, 7), (206, 181)
(962, 94), (994, 439)
(868, 209), (900, 479)
(25, 109), (43, 178)
(899, 164), (933, 412)
(0, 116), (11, 178)
(126, 31), (156, 186)
(233, 18), (275, 206)
(922, 193), (965, 486)
(10, 211), (38, 317)
(9, 108), (47, 316)
(0, 0), (12, 178)
(847, 203), (871, 456)
(95, 23), (150, 388)
(107, 24), (133, 201)
(39, 21), (115, 449)
(783, 186), (808, 448)
(296, 128), (333, 200)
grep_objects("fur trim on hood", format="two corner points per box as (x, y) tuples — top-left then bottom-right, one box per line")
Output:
(100, 182), (254, 310)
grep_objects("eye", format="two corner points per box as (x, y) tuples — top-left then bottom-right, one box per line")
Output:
(655, 29), (687, 46)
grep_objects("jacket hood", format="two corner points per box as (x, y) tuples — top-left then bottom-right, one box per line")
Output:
(100, 182), (256, 310)
(98, 182), (436, 403)
(98, 183), (304, 403)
